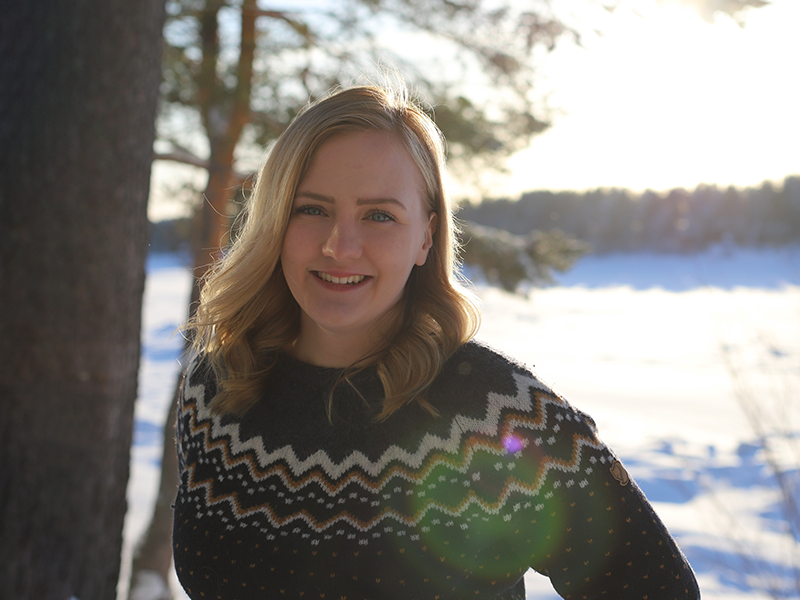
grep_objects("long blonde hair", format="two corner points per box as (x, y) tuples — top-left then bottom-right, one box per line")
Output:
(188, 84), (480, 419)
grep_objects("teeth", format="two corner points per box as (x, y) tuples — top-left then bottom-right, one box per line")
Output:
(317, 272), (366, 285)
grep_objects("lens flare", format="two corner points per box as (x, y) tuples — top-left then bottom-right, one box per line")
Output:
(502, 434), (524, 454)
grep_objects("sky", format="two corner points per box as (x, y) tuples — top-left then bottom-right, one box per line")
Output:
(497, 0), (800, 197)
(148, 0), (800, 220)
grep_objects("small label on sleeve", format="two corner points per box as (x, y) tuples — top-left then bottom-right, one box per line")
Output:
(609, 460), (630, 486)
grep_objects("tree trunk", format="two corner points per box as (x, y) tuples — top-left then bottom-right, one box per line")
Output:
(128, 384), (181, 600)
(0, 0), (166, 598)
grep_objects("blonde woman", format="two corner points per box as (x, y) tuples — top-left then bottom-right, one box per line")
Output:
(173, 85), (699, 600)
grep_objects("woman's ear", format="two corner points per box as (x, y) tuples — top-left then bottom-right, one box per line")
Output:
(415, 212), (437, 266)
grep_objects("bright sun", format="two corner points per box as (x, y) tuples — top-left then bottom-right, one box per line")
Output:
(502, 0), (800, 196)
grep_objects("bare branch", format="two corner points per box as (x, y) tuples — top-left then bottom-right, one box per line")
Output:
(252, 8), (317, 44)
(249, 109), (288, 138)
(154, 149), (209, 170)
(153, 149), (254, 187)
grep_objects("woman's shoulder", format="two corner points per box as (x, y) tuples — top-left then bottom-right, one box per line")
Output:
(180, 352), (219, 405)
(432, 339), (598, 434)
(440, 339), (545, 393)
(448, 339), (532, 373)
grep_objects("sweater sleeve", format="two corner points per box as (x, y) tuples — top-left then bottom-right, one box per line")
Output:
(503, 384), (700, 599)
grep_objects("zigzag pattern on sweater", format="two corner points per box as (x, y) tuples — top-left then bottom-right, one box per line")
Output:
(178, 363), (607, 534)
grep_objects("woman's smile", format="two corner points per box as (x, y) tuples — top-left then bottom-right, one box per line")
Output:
(313, 271), (369, 286)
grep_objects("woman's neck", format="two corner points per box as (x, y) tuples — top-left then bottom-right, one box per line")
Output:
(284, 323), (383, 368)
(286, 303), (405, 368)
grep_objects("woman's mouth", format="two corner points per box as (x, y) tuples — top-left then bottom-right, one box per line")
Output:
(314, 271), (367, 285)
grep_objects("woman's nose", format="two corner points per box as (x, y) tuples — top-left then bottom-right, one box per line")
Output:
(321, 220), (363, 261)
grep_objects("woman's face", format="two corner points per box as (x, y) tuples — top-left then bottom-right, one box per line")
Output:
(280, 130), (436, 355)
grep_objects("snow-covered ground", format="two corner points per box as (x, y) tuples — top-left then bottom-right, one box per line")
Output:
(125, 246), (800, 599)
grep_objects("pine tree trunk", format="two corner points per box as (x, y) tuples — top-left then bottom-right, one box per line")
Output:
(0, 0), (166, 598)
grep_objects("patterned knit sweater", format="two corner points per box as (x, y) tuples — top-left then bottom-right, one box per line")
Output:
(173, 340), (699, 600)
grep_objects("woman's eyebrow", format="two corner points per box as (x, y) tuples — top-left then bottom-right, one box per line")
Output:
(296, 191), (407, 210)
(356, 197), (407, 209)
(295, 191), (334, 203)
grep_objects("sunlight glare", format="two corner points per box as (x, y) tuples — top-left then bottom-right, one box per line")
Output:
(502, 0), (800, 196)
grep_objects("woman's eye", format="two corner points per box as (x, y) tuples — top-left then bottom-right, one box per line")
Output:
(297, 205), (325, 216)
(367, 210), (396, 223)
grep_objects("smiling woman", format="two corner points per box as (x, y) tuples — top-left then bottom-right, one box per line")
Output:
(173, 84), (700, 600)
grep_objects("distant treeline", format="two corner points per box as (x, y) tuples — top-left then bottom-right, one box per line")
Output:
(459, 176), (800, 253)
(150, 176), (800, 255)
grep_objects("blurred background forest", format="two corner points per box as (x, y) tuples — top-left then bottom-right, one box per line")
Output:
(462, 177), (800, 252)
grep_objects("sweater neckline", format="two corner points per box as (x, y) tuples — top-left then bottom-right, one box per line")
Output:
(276, 349), (344, 374)
(274, 350), (380, 386)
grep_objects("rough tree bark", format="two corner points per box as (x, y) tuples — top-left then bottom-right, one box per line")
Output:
(0, 0), (166, 598)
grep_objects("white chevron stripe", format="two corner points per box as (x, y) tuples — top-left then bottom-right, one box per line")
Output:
(188, 370), (553, 477)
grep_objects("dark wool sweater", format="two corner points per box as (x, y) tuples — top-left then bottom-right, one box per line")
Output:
(173, 340), (700, 600)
